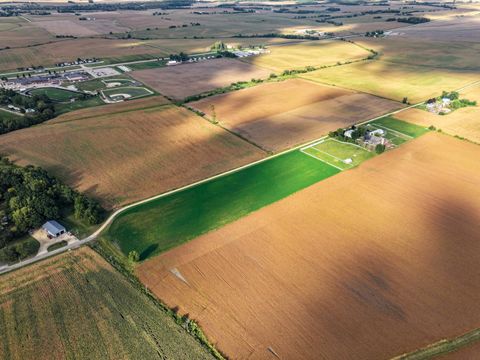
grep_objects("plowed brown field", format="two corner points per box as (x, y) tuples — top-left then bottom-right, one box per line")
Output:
(138, 133), (480, 360)
(130, 58), (271, 100)
(0, 105), (264, 208)
(191, 79), (402, 151)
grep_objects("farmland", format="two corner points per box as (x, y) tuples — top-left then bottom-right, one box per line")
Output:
(138, 133), (480, 360)
(242, 40), (372, 72)
(301, 61), (479, 103)
(191, 79), (402, 151)
(358, 37), (480, 71)
(130, 58), (271, 100)
(49, 95), (170, 123)
(0, 17), (54, 48)
(0, 247), (215, 359)
(0, 31), (302, 73)
(395, 84), (480, 144)
(0, 105), (264, 208)
(104, 150), (339, 260)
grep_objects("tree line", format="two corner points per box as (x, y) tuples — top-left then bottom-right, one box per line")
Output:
(0, 89), (56, 134)
(0, 157), (104, 262)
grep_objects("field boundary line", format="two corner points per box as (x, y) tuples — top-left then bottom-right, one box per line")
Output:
(311, 146), (347, 163)
(299, 149), (344, 170)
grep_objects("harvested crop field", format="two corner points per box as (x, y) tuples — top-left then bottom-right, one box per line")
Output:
(0, 105), (264, 208)
(191, 79), (402, 151)
(32, 19), (99, 36)
(49, 95), (170, 123)
(0, 17), (54, 48)
(242, 40), (371, 72)
(394, 84), (480, 143)
(398, 17), (480, 43)
(130, 58), (271, 100)
(395, 107), (480, 144)
(0, 38), (163, 72)
(301, 61), (479, 103)
(357, 37), (480, 71)
(0, 247), (215, 360)
(138, 133), (480, 360)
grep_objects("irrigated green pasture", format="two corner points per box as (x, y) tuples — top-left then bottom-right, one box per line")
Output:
(0, 248), (215, 360)
(105, 150), (339, 260)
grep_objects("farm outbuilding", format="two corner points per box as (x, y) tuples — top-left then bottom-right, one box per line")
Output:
(42, 220), (66, 238)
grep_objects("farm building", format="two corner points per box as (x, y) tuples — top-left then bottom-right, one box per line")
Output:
(42, 220), (66, 238)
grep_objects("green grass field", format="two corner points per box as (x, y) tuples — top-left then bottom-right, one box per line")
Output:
(74, 79), (106, 92)
(103, 86), (153, 100)
(54, 96), (105, 115)
(0, 109), (23, 121)
(30, 87), (82, 102)
(369, 116), (429, 138)
(302, 139), (375, 170)
(0, 248), (216, 359)
(126, 61), (166, 71)
(105, 150), (340, 260)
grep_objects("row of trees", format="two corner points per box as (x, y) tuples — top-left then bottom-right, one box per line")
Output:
(0, 157), (104, 249)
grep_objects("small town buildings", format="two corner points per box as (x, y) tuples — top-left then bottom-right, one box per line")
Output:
(42, 220), (66, 238)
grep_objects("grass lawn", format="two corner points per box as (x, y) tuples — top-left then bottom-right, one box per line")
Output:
(47, 240), (68, 252)
(369, 116), (429, 138)
(74, 79), (106, 92)
(54, 96), (105, 115)
(0, 108), (23, 121)
(105, 150), (340, 260)
(30, 87), (82, 102)
(126, 61), (165, 71)
(103, 86), (153, 100)
(303, 139), (375, 170)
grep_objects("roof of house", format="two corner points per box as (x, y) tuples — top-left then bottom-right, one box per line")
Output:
(42, 220), (66, 234)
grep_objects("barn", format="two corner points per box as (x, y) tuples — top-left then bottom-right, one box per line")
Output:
(42, 220), (66, 238)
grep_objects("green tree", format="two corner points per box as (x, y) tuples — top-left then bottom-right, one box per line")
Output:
(128, 250), (140, 263)
(375, 144), (386, 154)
